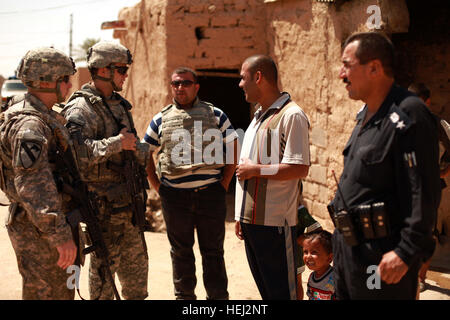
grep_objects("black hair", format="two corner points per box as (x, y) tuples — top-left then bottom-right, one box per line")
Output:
(408, 82), (430, 101)
(343, 32), (395, 78)
(172, 67), (198, 83)
(244, 54), (278, 85)
(304, 230), (332, 254)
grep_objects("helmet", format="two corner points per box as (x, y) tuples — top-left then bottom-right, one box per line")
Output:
(16, 47), (76, 84)
(87, 41), (132, 69)
(16, 47), (76, 102)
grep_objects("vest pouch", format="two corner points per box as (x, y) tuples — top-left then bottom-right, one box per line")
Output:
(358, 204), (375, 240)
(103, 183), (131, 205)
(371, 202), (389, 238)
(335, 210), (360, 246)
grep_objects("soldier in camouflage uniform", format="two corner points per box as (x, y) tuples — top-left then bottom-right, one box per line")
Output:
(61, 42), (149, 300)
(0, 47), (78, 299)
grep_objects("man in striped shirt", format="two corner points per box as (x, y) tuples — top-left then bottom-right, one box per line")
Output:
(143, 67), (238, 300)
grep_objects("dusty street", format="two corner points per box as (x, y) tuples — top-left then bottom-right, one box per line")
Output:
(0, 200), (449, 300)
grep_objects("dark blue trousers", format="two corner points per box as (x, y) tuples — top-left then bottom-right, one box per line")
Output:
(333, 230), (420, 299)
(241, 222), (298, 300)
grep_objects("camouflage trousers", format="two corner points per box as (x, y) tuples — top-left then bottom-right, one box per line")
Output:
(7, 209), (74, 300)
(88, 210), (148, 300)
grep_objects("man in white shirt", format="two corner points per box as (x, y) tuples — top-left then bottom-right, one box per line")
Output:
(235, 55), (311, 300)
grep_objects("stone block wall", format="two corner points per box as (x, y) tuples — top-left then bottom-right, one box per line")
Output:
(165, 0), (267, 72)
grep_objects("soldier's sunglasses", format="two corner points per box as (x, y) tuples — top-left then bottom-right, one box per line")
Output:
(108, 65), (129, 75)
(61, 75), (70, 83)
(170, 80), (194, 88)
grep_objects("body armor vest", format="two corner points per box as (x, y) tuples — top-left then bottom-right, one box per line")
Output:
(64, 89), (127, 185)
(0, 96), (74, 206)
(158, 100), (225, 177)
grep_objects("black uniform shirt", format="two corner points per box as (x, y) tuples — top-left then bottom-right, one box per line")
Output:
(331, 84), (441, 266)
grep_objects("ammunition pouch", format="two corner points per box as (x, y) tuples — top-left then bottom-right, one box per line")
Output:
(328, 202), (390, 246)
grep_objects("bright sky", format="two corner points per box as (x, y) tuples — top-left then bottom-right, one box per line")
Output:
(0, 0), (140, 78)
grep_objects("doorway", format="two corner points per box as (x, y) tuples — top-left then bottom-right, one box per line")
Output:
(196, 69), (251, 132)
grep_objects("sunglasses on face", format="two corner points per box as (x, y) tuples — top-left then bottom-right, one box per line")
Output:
(170, 80), (194, 88)
(108, 65), (129, 75)
(61, 75), (70, 83)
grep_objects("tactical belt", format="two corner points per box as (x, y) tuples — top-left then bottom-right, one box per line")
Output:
(94, 182), (132, 203)
(110, 205), (132, 215)
(328, 202), (391, 246)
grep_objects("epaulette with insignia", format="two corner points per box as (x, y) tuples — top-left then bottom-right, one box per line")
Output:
(388, 105), (411, 132)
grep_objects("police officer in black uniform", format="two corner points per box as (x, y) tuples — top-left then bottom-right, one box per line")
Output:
(329, 32), (441, 299)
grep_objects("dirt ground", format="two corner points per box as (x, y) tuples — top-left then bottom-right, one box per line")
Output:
(0, 201), (449, 300)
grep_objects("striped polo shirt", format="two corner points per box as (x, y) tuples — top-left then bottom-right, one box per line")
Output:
(143, 100), (238, 189)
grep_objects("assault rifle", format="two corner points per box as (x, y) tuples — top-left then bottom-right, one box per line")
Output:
(107, 126), (151, 260)
(54, 135), (121, 300)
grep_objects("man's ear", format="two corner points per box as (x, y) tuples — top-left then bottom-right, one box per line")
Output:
(368, 59), (383, 77)
(255, 71), (262, 84)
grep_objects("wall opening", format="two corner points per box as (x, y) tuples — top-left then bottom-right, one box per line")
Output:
(392, 0), (449, 118)
(196, 69), (251, 132)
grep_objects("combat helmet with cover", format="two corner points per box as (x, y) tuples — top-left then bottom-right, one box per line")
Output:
(86, 41), (132, 91)
(16, 47), (76, 102)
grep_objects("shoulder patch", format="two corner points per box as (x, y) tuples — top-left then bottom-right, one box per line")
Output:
(19, 140), (42, 169)
(15, 129), (46, 169)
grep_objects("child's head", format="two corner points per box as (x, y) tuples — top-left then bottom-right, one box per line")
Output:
(303, 230), (333, 275)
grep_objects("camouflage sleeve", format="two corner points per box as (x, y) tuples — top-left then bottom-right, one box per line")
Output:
(11, 117), (73, 247)
(63, 99), (123, 165)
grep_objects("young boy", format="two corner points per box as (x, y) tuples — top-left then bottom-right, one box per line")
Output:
(303, 230), (335, 300)
(296, 204), (322, 300)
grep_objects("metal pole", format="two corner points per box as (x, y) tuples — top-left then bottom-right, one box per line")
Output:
(69, 13), (73, 56)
